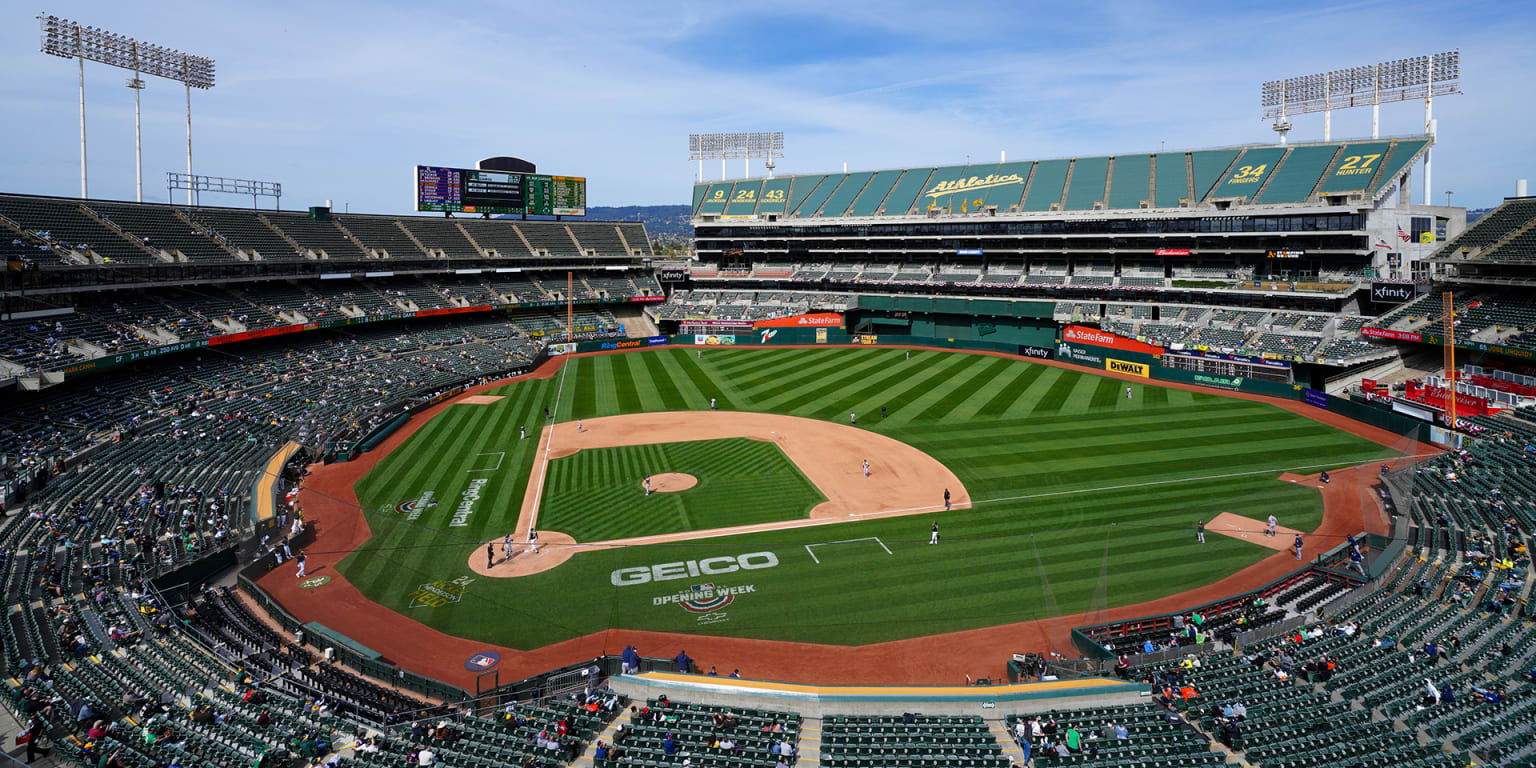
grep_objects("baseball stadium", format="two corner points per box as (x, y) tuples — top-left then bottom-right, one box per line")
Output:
(3, 9), (1536, 768)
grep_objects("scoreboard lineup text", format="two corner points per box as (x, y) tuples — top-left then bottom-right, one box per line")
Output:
(415, 165), (586, 216)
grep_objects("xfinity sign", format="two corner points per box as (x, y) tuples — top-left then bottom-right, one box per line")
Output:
(1371, 282), (1415, 304)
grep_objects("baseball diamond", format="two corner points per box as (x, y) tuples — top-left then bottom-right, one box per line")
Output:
(316, 345), (1401, 654)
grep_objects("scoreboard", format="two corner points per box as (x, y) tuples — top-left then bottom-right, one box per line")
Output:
(415, 165), (585, 216)
(524, 175), (587, 217)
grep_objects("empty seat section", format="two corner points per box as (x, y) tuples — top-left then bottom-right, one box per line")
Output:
(879, 167), (936, 215)
(723, 180), (764, 217)
(845, 169), (901, 217)
(265, 212), (366, 258)
(1023, 159), (1070, 211)
(0, 196), (152, 264)
(1155, 152), (1191, 208)
(816, 172), (874, 217)
(1189, 149), (1242, 201)
(1318, 141), (1393, 194)
(1368, 138), (1430, 194)
(400, 218), (480, 257)
(1063, 157), (1110, 210)
(1257, 145), (1339, 204)
(755, 177), (794, 216)
(1206, 146), (1286, 201)
(783, 175), (829, 218)
(691, 182), (710, 216)
(981, 161), (1032, 211)
(337, 214), (424, 257)
(790, 173), (845, 217)
(86, 202), (230, 262)
(1108, 154), (1152, 209)
(566, 223), (629, 257)
(185, 208), (301, 260)
(457, 220), (532, 256)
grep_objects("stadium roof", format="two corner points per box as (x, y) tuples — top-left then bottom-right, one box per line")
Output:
(692, 136), (1431, 221)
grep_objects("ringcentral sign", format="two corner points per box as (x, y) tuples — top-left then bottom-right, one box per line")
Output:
(611, 551), (780, 586)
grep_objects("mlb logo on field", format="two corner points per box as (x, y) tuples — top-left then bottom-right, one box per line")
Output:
(464, 651), (500, 671)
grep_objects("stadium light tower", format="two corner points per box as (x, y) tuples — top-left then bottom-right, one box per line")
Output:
(1261, 52), (1460, 205)
(39, 14), (217, 202)
(689, 132), (784, 181)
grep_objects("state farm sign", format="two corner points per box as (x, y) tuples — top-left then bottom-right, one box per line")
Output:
(1060, 325), (1164, 355)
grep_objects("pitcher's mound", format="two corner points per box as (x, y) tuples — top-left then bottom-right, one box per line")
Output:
(646, 473), (697, 493)
(469, 531), (579, 578)
(1208, 511), (1302, 551)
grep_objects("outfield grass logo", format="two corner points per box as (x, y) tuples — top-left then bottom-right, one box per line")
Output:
(450, 479), (489, 527)
(408, 576), (474, 608)
(612, 552), (779, 586)
(654, 582), (759, 625)
(395, 491), (438, 521)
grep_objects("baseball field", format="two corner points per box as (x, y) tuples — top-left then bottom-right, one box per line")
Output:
(336, 346), (1400, 649)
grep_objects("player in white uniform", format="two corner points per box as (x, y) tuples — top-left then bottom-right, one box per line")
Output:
(862, 459), (870, 478)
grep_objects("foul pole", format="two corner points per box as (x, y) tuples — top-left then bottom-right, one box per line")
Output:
(567, 271), (574, 343)
(1443, 291), (1456, 427)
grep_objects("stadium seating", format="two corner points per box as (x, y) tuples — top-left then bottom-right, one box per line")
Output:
(1436, 198), (1536, 259)
(823, 714), (1008, 767)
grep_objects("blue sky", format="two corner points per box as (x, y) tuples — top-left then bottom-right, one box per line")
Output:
(2, 0), (1532, 212)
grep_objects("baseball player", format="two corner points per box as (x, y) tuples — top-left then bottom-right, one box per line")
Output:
(1293, 534), (1303, 560)
(577, 419), (583, 433)
(905, 351), (910, 361)
(644, 476), (652, 496)
(528, 527), (540, 554)
(1126, 386), (1132, 399)
(1320, 470), (1330, 485)
(1196, 520), (1205, 544)
(862, 460), (870, 478)
(944, 488), (951, 511)
(1266, 514), (1277, 537)
(697, 350), (702, 359)
(710, 397), (716, 410)
(295, 554), (307, 579)
(1348, 547), (1366, 575)
(929, 522), (939, 545)
(850, 412), (856, 426)
(486, 544), (493, 568)
(503, 533), (513, 561)
(520, 425), (526, 440)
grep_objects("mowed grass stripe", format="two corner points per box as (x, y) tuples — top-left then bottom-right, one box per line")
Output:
(913, 356), (1015, 422)
(1089, 376), (1123, 409)
(1030, 369), (1085, 414)
(1143, 384), (1169, 406)
(672, 349), (738, 411)
(758, 350), (894, 411)
(640, 350), (690, 410)
(873, 353), (988, 422)
(608, 352), (644, 413)
(725, 349), (846, 392)
(885, 353), (995, 422)
(824, 351), (951, 423)
(569, 356), (598, 420)
(971, 363), (1046, 417)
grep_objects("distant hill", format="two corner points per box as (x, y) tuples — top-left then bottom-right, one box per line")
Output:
(587, 205), (692, 240)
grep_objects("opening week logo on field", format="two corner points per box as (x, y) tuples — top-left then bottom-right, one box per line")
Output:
(409, 576), (474, 608)
(396, 491), (439, 520)
(654, 582), (758, 625)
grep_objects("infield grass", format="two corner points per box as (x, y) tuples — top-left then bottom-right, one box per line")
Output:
(342, 347), (1405, 648)
(538, 438), (825, 542)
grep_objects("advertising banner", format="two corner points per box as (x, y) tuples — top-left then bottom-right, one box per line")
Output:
(851, 335), (879, 345)
(695, 335), (737, 346)
(1303, 388), (1329, 409)
(1106, 358), (1150, 378)
(1019, 345), (1054, 360)
(1056, 342), (1105, 366)
(1154, 248), (1191, 256)
(1361, 327), (1422, 342)
(647, 335), (670, 346)
(754, 312), (844, 328)
(816, 328), (828, 344)
(629, 295), (666, 303)
(416, 305), (491, 318)
(598, 338), (648, 351)
(209, 323), (317, 346)
(1369, 283), (1415, 304)
(1061, 325), (1164, 355)
(547, 343), (577, 355)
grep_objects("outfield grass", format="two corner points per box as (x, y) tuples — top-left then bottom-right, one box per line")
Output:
(538, 438), (825, 542)
(342, 347), (1401, 648)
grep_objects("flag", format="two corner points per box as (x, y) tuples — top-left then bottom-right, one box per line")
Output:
(1420, 231), (1434, 245)
(961, 198), (968, 213)
(1397, 225), (1411, 242)
(1373, 239), (1391, 249)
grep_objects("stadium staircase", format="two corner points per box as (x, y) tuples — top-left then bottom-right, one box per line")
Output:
(797, 715), (823, 767)
(257, 212), (308, 258)
(173, 208), (243, 261)
(453, 220), (487, 257)
(330, 218), (376, 259)
(510, 223), (539, 257)
(394, 219), (433, 256)
(79, 204), (170, 263)
(565, 224), (587, 256)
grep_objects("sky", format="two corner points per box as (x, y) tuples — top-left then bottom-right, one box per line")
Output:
(2, 0), (1533, 213)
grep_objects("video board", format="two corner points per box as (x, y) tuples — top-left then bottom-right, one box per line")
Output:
(416, 165), (585, 216)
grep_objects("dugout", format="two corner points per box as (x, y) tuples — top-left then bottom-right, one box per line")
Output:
(847, 295), (1056, 348)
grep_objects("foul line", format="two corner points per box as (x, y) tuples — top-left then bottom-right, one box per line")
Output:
(804, 536), (893, 564)
(525, 360), (571, 532)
